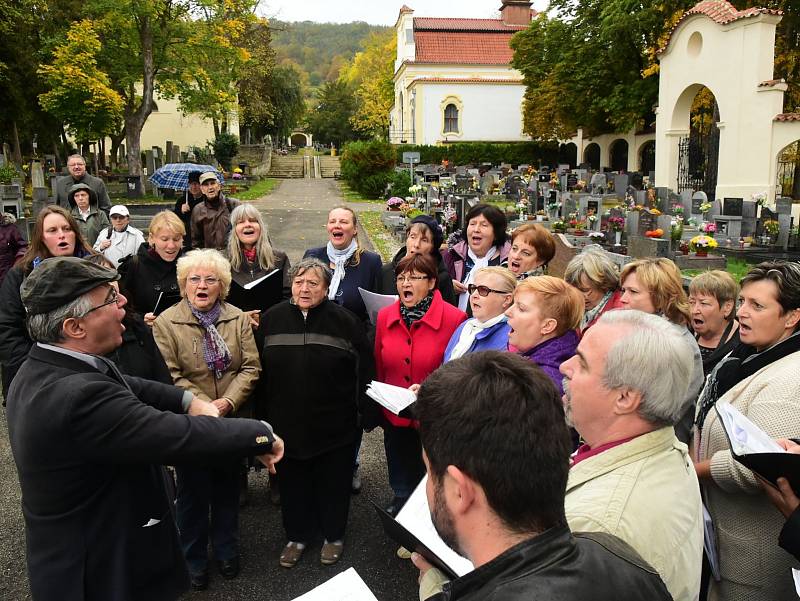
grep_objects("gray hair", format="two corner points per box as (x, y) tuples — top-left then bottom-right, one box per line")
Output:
(66, 154), (86, 166)
(27, 292), (95, 344)
(227, 203), (276, 272)
(289, 257), (332, 288)
(596, 310), (694, 426)
(564, 245), (620, 293)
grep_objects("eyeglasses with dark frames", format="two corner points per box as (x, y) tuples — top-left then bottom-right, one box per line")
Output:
(82, 287), (120, 316)
(468, 284), (512, 297)
(396, 275), (430, 284)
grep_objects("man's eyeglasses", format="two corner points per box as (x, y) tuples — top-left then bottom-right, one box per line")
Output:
(82, 287), (120, 316)
(468, 284), (512, 297)
(396, 275), (429, 284)
(187, 276), (220, 286)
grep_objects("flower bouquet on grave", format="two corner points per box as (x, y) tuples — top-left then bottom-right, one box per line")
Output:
(699, 201), (713, 216)
(689, 235), (718, 256)
(701, 222), (717, 235)
(408, 184), (423, 198)
(751, 191), (768, 206)
(386, 197), (404, 211)
(672, 205), (684, 218)
(588, 231), (606, 242)
(575, 179), (587, 191)
(608, 216), (625, 232)
(764, 219), (780, 236)
(671, 220), (684, 245)
(552, 220), (567, 233)
(516, 200), (528, 221)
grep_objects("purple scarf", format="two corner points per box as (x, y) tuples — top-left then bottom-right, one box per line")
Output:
(188, 300), (231, 379)
(521, 330), (579, 395)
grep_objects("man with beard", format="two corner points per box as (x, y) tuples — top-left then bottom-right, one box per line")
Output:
(410, 351), (673, 601)
(559, 310), (703, 601)
(6, 256), (284, 601)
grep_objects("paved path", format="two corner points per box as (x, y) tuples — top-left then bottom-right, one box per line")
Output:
(0, 179), (420, 601)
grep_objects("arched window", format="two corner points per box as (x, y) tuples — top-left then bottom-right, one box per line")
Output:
(444, 104), (459, 134)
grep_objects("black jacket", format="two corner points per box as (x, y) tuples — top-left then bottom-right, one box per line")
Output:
(378, 247), (458, 307)
(6, 344), (275, 601)
(260, 299), (375, 459)
(118, 243), (182, 317)
(427, 526), (672, 601)
(111, 312), (172, 384)
(0, 265), (29, 399)
(227, 249), (292, 312)
(172, 192), (204, 251)
(780, 507), (800, 562)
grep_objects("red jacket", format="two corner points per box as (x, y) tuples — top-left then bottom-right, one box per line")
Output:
(581, 289), (625, 334)
(375, 290), (466, 427)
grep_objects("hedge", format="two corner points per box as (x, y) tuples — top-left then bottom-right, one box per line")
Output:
(394, 141), (560, 167)
(340, 139), (396, 198)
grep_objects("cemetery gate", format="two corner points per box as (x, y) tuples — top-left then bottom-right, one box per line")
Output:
(677, 123), (719, 202)
(776, 141), (800, 201)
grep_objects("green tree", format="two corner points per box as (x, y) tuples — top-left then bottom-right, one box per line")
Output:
(306, 80), (358, 147)
(339, 30), (395, 138)
(38, 20), (123, 145)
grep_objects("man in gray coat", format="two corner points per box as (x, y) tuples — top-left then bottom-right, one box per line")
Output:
(55, 154), (111, 213)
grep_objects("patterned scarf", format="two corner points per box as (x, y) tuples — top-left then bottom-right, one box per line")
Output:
(242, 247), (257, 264)
(326, 239), (358, 300)
(580, 290), (613, 330)
(188, 299), (231, 380)
(400, 292), (433, 329)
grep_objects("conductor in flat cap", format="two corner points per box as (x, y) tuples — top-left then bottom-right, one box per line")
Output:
(5, 256), (284, 601)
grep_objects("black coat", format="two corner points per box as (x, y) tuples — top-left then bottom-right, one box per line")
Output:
(118, 244), (182, 317)
(227, 250), (292, 312)
(172, 193), (204, 251)
(6, 344), (275, 601)
(259, 299), (375, 459)
(428, 526), (671, 601)
(0, 265), (29, 399)
(110, 312), (173, 384)
(378, 247), (457, 307)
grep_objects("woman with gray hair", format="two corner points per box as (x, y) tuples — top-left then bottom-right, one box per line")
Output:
(258, 257), (374, 569)
(564, 245), (624, 333)
(152, 248), (260, 590)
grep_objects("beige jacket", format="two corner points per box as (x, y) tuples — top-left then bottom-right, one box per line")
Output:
(565, 426), (703, 601)
(695, 350), (800, 601)
(152, 300), (260, 411)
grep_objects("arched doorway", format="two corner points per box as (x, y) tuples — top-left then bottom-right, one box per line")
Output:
(777, 141), (800, 201)
(291, 133), (308, 147)
(609, 139), (629, 172)
(639, 141), (656, 173)
(584, 143), (600, 171)
(677, 86), (720, 201)
(559, 143), (577, 168)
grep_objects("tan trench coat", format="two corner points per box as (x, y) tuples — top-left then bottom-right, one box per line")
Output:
(153, 299), (260, 412)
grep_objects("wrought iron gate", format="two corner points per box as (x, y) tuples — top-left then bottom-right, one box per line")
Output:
(677, 125), (719, 202)
(776, 141), (800, 200)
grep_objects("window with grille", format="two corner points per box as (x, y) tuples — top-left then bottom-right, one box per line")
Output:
(444, 104), (459, 133)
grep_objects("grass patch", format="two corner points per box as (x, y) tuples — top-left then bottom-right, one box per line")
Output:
(359, 210), (400, 262)
(339, 182), (383, 204)
(682, 258), (750, 282)
(235, 178), (279, 200)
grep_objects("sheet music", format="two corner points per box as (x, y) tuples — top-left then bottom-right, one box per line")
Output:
(366, 381), (416, 415)
(395, 475), (474, 577)
(291, 567), (378, 601)
(359, 287), (398, 325)
(715, 402), (785, 455)
(243, 269), (279, 290)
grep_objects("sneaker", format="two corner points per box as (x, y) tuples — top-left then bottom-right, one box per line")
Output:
(351, 470), (362, 494)
(320, 540), (344, 565)
(279, 542), (305, 568)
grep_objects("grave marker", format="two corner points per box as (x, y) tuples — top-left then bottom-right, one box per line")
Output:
(723, 198), (743, 216)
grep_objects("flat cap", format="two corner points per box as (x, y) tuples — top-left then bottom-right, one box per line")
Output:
(21, 257), (120, 316)
(199, 171), (218, 184)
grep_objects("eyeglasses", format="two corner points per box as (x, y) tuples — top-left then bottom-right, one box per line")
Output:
(187, 276), (220, 286)
(396, 275), (430, 284)
(82, 287), (120, 315)
(468, 284), (512, 297)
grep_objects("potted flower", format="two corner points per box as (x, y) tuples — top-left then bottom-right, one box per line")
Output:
(679, 241), (690, 255)
(536, 210), (546, 222)
(751, 191), (767, 206)
(608, 215), (625, 246)
(689, 235), (718, 257)
(763, 219), (780, 240)
(742, 236), (754, 248)
(588, 231), (605, 243)
(516, 200), (528, 221)
(552, 220), (567, 233)
(672, 205), (684, 218)
(386, 197), (404, 211)
(408, 184), (422, 198)
(701, 222), (717, 235)
(699, 202), (712, 219)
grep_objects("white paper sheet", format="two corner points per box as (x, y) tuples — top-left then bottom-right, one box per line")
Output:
(243, 269), (279, 290)
(715, 402), (785, 455)
(359, 287), (398, 325)
(291, 567), (378, 601)
(366, 381), (417, 415)
(395, 475), (475, 577)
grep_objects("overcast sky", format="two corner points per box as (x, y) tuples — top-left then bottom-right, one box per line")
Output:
(259, 0), (549, 25)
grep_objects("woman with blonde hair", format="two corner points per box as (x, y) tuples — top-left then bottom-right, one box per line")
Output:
(119, 210), (186, 326)
(505, 275), (583, 395)
(619, 258), (703, 443)
(564, 245), (624, 333)
(688, 270), (741, 376)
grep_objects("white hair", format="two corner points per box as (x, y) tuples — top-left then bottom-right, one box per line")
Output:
(596, 310), (694, 426)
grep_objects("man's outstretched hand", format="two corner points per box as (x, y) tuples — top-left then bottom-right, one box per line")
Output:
(257, 435), (285, 474)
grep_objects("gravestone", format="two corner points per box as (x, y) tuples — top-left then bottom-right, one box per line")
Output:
(165, 141), (173, 165)
(723, 198), (743, 216)
(629, 236), (671, 259)
(0, 153), (5, 167)
(656, 215), (673, 236)
(630, 172), (643, 190)
(30, 160), (45, 189)
(741, 201), (757, 238)
(558, 164), (570, 175)
(547, 234), (578, 279)
(563, 194), (578, 217)
(590, 172), (607, 192)
(614, 174), (630, 194)
(455, 173), (471, 192)
(778, 214), (793, 250)
(507, 175), (525, 196)
(637, 209), (656, 237)
(573, 169), (588, 185)
(634, 190), (647, 206)
(776, 197), (793, 215)
(567, 172), (578, 190)
(145, 150), (155, 176)
(691, 191), (708, 219)
(715, 216), (742, 239)
(626, 212), (639, 237)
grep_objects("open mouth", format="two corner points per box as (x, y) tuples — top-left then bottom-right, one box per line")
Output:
(739, 322), (751, 334)
(509, 260), (521, 272)
(693, 318), (705, 328)
(402, 290), (414, 300)
(196, 292), (209, 300)
(57, 241), (70, 249)
(471, 236), (483, 246)
(242, 228), (256, 236)
(331, 230), (345, 241)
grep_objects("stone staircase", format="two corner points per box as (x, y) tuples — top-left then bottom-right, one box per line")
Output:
(268, 155), (305, 178)
(319, 156), (341, 178)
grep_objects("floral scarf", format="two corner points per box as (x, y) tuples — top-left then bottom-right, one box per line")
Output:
(188, 299), (232, 380)
(580, 290), (613, 330)
(400, 292), (433, 329)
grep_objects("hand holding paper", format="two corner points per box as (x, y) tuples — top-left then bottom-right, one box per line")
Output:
(366, 381), (417, 415)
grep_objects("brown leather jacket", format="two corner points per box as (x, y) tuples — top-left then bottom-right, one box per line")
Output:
(152, 299), (260, 412)
(189, 193), (240, 250)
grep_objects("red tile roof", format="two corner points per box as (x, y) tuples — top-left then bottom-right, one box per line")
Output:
(414, 30), (517, 64)
(758, 79), (785, 87)
(658, 1), (783, 55)
(409, 77), (523, 85)
(413, 17), (529, 32)
(775, 113), (800, 122)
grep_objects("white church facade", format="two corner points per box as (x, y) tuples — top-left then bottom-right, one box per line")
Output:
(389, 2), (535, 146)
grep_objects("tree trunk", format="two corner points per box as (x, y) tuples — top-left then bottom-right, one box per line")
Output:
(109, 126), (126, 170)
(124, 16), (156, 196)
(11, 121), (22, 165)
(213, 119), (220, 138)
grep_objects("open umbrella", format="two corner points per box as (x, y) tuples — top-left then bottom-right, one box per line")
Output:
(148, 163), (225, 191)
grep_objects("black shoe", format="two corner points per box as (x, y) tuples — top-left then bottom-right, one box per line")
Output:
(384, 496), (408, 517)
(218, 556), (240, 580)
(190, 568), (208, 590)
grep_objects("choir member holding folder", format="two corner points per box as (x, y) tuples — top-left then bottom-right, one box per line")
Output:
(374, 253), (465, 517)
(693, 261), (800, 601)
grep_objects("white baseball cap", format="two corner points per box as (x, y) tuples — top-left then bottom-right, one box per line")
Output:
(109, 205), (129, 217)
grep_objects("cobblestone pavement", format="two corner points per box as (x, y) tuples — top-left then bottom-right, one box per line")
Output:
(0, 179), (421, 601)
